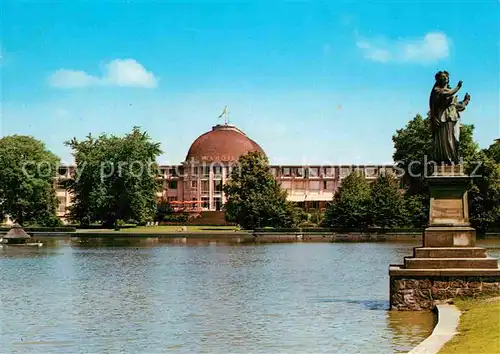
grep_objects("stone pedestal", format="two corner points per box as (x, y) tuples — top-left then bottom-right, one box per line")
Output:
(389, 165), (500, 310)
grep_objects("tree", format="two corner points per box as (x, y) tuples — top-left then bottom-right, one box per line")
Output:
(368, 173), (407, 229)
(403, 194), (429, 229)
(223, 151), (298, 229)
(155, 197), (174, 222)
(486, 140), (500, 164)
(392, 114), (433, 196)
(392, 114), (478, 195)
(0, 135), (61, 226)
(65, 127), (162, 227)
(468, 150), (500, 233)
(324, 171), (371, 229)
(392, 114), (480, 229)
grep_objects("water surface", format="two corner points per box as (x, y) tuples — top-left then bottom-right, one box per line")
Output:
(3, 240), (496, 353)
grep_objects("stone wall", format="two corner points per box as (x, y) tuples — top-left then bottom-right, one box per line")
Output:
(390, 276), (500, 310)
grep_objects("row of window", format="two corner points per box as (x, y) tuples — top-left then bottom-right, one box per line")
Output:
(161, 166), (228, 178)
(281, 180), (335, 191)
(271, 166), (391, 178)
(57, 165), (393, 178)
(167, 196), (223, 210)
(167, 180), (224, 192)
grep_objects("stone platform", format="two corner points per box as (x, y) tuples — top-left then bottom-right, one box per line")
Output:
(389, 165), (500, 310)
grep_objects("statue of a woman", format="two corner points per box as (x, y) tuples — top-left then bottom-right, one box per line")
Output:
(429, 71), (471, 165)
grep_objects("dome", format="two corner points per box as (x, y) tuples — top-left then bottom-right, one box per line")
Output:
(185, 124), (265, 163)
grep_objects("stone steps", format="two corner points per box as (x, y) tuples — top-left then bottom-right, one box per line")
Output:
(404, 257), (499, 269)
(413, 247), (487, 258)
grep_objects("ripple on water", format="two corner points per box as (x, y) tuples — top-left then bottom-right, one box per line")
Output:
(0, 240), (441, 353)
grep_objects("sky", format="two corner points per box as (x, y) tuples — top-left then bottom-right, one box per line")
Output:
(1, 0), (499, 166)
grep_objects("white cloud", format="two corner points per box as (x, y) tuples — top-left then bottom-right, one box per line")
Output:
(49, 59), (158, 88)
(49, 70), (98, 88)
(356, 32), (450, 64)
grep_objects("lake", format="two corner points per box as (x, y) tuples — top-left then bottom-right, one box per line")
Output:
(1, 239), (498, 353)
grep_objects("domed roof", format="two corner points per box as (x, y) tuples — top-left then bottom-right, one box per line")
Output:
(185, 124), (265, 163)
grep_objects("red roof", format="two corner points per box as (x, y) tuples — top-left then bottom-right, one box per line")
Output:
(185, 124), (265, 163)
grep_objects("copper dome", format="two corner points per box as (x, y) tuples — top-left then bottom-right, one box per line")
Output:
(185, 124), (265, 163)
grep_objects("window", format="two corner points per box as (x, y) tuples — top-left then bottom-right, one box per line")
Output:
(213, 180), (223, 194)
(191, 180), (198, 189)
(214, 197), (222, 211)
(190, 166), (198, 176)
(295, 180), (305, 190)
(323, 167), (335, 177)
(366, 167), (378, 177)
(281, 180), (292, 191)
(341, 167), (352, 177)
(58, 167), (68, 176)
(168, 180), (178, 189)
(281, 167), (291, 177)
(294, 167), (305, 178)
(203, 166), (210, 177)
(168, 168), (178, 177)
(270, 167), (277, 176)
(309, 201), (320, 210)
(309, 181), (320, 190)
(324, 181), (334, 190)
(201, 180), (209, 194)
(213, 165), (223, 177)
(58, 197), (66, 213)
(201, 197), (209, 209)
(55, 180), (66, 189)
(308, 167), (320, 178)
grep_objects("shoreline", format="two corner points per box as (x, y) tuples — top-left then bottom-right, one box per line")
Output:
(13, 231), (425, 243)
(408, 304), (461, 354)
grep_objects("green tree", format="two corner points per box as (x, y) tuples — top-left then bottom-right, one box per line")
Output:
(0, 135), (61, 226)
(324, 171), (371, 229)
(65, 127), (162, 227)
(392, 114), (481, 229)
(468, 150), (500, 233)
(223, 151), (298, 229)
(368, 173), (407, 229)
(403, 194), (429, 229)
(392, 114), (478, 195)
(486, 140), (500, 163)
(392, 114), (433, 196)
(155, 197), (174, 222)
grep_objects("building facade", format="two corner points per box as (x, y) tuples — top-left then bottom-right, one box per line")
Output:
(54, 124), (396, 220)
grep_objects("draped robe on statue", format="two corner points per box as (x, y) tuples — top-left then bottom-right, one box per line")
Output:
(429, 86), (467, 165)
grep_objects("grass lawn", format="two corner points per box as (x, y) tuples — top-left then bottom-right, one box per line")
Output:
(77, 225), (241, 233)
(439, 297), (500, 354)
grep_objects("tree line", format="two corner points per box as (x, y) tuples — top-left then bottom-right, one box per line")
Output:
(0, 115), (498, 231)
(222, 114), (500, 232)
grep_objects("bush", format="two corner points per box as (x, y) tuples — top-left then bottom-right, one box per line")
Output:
(0, 226), (77, 232)
(299, 221), (317, 228)
(254, 227), (301, 232)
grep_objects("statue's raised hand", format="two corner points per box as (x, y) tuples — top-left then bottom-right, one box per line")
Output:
(464, 92), (471, 102)
(457, 80), (463, 88)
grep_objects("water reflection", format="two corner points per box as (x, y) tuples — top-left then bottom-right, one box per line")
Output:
(387, 310), (437, 353)
(2, 240), (470, 353)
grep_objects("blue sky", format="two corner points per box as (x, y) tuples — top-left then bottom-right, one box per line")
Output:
(1, 0), (499, 165)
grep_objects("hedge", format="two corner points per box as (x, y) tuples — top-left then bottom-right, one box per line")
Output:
(65, 224), (140, 230)
(0, 227), (77, 232)
(253, 227), (422, 233)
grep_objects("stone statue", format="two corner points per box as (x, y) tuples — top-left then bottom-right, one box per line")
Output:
(429, 71), (471, 165)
